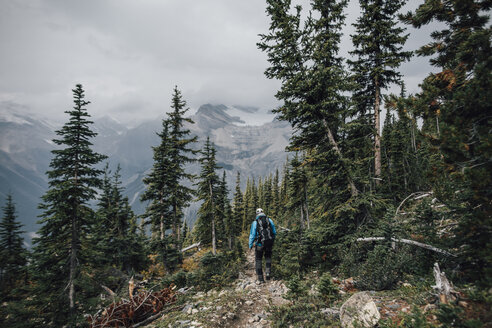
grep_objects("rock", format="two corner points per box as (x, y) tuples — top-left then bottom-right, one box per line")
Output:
(219, 290), (227, 297)
(192, 308), (199, 314)
(182, 304), (193, 313)
(402, 282), (412, 288)
(458, 301), (468, 308)
(194, 292), (205, 299)
(423, 304), (437, 312)
(321, 308), (340, 319)
(340, 292), (381, 328)
(246, 300), (254, 306)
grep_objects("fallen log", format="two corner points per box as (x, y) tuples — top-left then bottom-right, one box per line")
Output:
(356, 237), (456, 257)
(181, 242), (201, 252)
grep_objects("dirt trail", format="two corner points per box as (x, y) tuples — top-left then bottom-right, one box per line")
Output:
(231, 248), (289, 327)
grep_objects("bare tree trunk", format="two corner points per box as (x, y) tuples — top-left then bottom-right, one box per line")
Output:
(69, 208), (78, 312)
(304, 188), (310, 229)
(174, 203), (181, 242)
(299, 206), (305, 230)
(374, 77), (382, 183)
(209, 181), (216, 255)
(321, 118), (358, 197)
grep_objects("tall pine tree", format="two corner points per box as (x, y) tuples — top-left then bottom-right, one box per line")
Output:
(194, 137), (221, 255)
(348, 0), (412, 182)
(402, 0), (492, 285)
(31, 84), (106, 325)
(166, 86), (197, 242)
(0, 194), (27, 294)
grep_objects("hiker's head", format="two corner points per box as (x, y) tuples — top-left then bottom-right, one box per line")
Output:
(256, 208), (264, 215)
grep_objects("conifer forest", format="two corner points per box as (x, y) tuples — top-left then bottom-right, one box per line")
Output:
(0, 0), (491, 327)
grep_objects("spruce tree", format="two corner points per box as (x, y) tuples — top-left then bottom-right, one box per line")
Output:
(258, 0), (358, 197)
(141, 120), (178, 270)
(166, 86), (197, 242)
(0, 194), (27, 294)
(232, 172), (244, 233)
(31, 84), (106, 325)
(97, 165), (144, 273)
(287, 153), (310, 229)
(194, 137), (221, 255)
(402, 0), (492, 284)
(348, 0), (412, 182)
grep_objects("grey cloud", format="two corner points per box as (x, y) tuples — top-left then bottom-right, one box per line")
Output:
(0, 0), (443, 126)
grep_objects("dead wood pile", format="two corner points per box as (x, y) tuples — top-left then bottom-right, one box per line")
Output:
(88, 286), (176, 328)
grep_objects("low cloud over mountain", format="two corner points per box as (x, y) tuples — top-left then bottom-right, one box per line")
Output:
(0, 102), (291, 245)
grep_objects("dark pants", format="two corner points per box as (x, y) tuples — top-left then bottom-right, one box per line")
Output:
(255, 241), (273, 281)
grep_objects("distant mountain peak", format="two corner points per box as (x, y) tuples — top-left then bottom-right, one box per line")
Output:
(194, 104), (244, 129)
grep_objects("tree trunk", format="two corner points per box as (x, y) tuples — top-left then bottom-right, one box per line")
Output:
(304, 187), (310, 229)
(374, 77), (382, 183)
(209, 182), (216, 255)
(322, 118), (358, 197)
(299, 206), (305, 230)
(69, 209), (77, 312)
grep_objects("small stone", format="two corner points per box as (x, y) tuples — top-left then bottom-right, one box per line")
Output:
(192, 308), (199, 314)
(402, 282), (412, 288)
(321, 308), (340, 318)
(423, 304), (437, 312)
(216, 305), (223, 311)
(246, 300), (254, 306)
(458, 301), (468, 308)
(182, 304), (193, 313)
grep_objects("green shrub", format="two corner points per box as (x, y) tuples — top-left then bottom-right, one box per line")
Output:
(356, 244), (405, 291)
(286, 276), (306, 299)
(318, 272), (338, 303)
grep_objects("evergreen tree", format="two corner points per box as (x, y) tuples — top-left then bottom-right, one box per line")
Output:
(141, 120), (180, 270)
(402, 0), (492, 284)
(194, 137), (221, 255)
(232, 172), (244, 233)
(258, 0), (358, 197)
(271, 169), (280, 220)
(97, 164), (145, 273)
(166, 86), (197, 242)
(31, 84), (106, 325)
(216, 171), (229, 245)
(242, 178), (254, 231)
(287, 153), (310, 229)
(141, 121), (173, 240)
(348, 0), (412, 182)
(0, 195), (27, 294)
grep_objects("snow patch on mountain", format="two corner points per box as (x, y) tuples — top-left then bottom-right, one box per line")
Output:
(226, 106), (276, 126)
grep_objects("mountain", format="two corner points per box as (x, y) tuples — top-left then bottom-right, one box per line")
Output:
(0, 102), (292, 244)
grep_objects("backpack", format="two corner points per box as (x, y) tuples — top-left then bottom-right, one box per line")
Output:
(256, 215), (274, 246)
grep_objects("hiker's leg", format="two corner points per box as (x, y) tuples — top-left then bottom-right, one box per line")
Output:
(255, 246), (265, 282)
(264, 244), (273, 279)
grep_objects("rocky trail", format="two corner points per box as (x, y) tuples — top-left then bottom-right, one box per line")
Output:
(148, 249), (290, 328)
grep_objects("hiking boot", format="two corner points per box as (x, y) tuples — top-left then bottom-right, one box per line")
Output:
(265, 274), (271, 281)
(256, 279), (265, 285)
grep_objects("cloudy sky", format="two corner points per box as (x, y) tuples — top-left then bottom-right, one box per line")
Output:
(0, 0), (438, 126)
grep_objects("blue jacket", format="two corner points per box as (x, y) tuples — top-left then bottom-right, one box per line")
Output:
(249, 214), (277, 249)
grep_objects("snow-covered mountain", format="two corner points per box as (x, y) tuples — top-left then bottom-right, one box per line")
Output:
(0, 102), (291, 244)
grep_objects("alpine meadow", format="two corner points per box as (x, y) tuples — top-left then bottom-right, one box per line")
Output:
(0, 0), (491, 327)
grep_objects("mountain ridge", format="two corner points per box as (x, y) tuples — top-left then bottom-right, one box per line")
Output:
(0, 102), (291, 244)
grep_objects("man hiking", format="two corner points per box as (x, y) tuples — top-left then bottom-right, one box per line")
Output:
(249, 208), (277, 284)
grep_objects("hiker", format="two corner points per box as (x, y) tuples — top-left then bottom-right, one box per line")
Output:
(249, 208), (277, 283)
